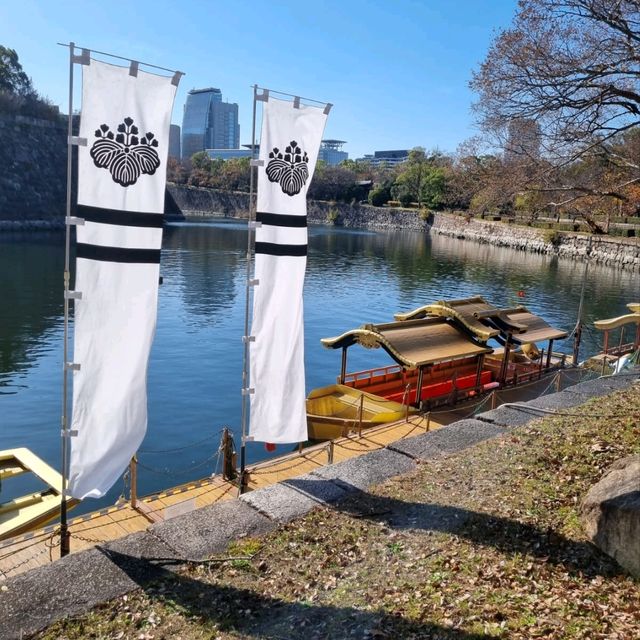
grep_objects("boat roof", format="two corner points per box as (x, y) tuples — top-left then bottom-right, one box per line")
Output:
(394, 296), (500, 342)
(321, 317), (492, 368)
(394, 296), (567, 345)
(594, 304), (640, 330)
(497, 309), (568, 345)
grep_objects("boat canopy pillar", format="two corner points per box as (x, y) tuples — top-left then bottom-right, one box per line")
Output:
(499, 335), (512, 386)
(415, 366), (425, 409)
(340, 346), (348, 384)
(474, 354), (485, 389)
(546, 339), (554, 370)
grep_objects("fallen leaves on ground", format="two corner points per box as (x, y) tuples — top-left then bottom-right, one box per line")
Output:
(36, 386), (640, 640)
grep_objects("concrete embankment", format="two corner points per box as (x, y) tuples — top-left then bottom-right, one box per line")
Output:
(1, 370), (638, 640)
(167, 184), (639, 271)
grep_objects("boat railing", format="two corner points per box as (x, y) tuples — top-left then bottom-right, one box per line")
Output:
(341, 364), (404, 386)
(603, 341), (636, 357)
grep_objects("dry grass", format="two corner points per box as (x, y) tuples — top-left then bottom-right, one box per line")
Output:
(36, 386), (640, 639)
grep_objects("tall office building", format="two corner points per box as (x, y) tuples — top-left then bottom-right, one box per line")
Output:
(181, 88), (240, 160)
(318, 139), (348, 165)
(169, 124), (181, 160)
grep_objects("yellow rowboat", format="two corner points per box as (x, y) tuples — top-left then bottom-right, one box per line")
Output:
(0, 448), (78, 541)
(306, 384), (418, 440)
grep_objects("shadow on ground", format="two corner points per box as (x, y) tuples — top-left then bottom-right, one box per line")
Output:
(101, 548), (493, 640)
(284, 478), (623, 580)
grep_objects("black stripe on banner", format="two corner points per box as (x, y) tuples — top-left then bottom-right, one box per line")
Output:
(76, 243), (161, 264)
(256, 211), (307, 228)
(77, 205), (164, 228)
(255, 242), (307, 257)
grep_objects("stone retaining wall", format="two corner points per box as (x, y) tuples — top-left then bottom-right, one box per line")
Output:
(0, 113), (68, 225)
(167, 184), (639, 271)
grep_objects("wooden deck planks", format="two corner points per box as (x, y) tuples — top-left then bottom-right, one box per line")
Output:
(0, 418), (446, 581)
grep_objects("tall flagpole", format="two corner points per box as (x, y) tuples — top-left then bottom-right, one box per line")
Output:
(60, 41), (76, 558)
(239, 85), (259, 494)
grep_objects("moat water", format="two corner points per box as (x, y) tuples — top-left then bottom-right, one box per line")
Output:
(0, 221), (636, 514)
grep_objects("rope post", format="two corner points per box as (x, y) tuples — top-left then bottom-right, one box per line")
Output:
(129, 456), (137, 509)
(402, 383), (411, 422)
(358, 394), (364, 438)
(328, 440), (334, 465)
(491, 390), (497, 410)
(425, 412), (431, 431)
(555, 371), (561, 393)
(221, 428), (237, 481)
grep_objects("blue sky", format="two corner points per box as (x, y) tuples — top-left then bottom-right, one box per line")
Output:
(1, 0), (517, 159)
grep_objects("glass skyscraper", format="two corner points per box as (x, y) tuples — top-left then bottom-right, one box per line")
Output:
(181, 88), (240, 160)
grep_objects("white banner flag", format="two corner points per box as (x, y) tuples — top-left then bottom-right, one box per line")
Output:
(68, 60), (178, 499)
(249, 97), (328, 443)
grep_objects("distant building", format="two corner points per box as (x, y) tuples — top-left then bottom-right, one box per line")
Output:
(318, 139), (348, 166)
(505, 119), (541, 162)
(181, 87), (240, 160)
(169, 124), (181, 160)
(357, 150), (409, 166)
(206, 149), (252, 160)
(370, 150), (409, 166)
(206, 144), (259, 161)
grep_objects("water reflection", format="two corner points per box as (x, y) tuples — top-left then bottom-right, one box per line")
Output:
(163, 223), (242, 326)
(0, 232), (64, 393)
(0, 222), (636, 514)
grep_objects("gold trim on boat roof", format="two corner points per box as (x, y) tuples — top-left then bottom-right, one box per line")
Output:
(594, 310), (640, 331)
(394, 296), (566, 345)
(627, 302), (640, 313)
(321, 316), (492, 368)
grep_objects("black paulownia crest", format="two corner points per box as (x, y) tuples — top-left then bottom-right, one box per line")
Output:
(265, 141), (309, 196)
(90, 117), (160, 187)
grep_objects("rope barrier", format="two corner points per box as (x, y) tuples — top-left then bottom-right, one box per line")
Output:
(139, 429), (224, 453)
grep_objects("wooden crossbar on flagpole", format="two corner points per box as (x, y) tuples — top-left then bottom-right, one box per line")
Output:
(238, 86), (332, 494)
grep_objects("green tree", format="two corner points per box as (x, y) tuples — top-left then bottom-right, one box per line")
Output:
(368, 184), (391, 207)
(190, 151), (212, 171)
(0, 46), (32, 95)
(420, 167), (447, 210)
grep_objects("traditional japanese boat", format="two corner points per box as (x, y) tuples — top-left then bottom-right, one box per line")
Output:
(584, 302), (640, 374)
(0, 448), (79, 541)
(318, 296), (569, 412)
(306, 384), (418, 440)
